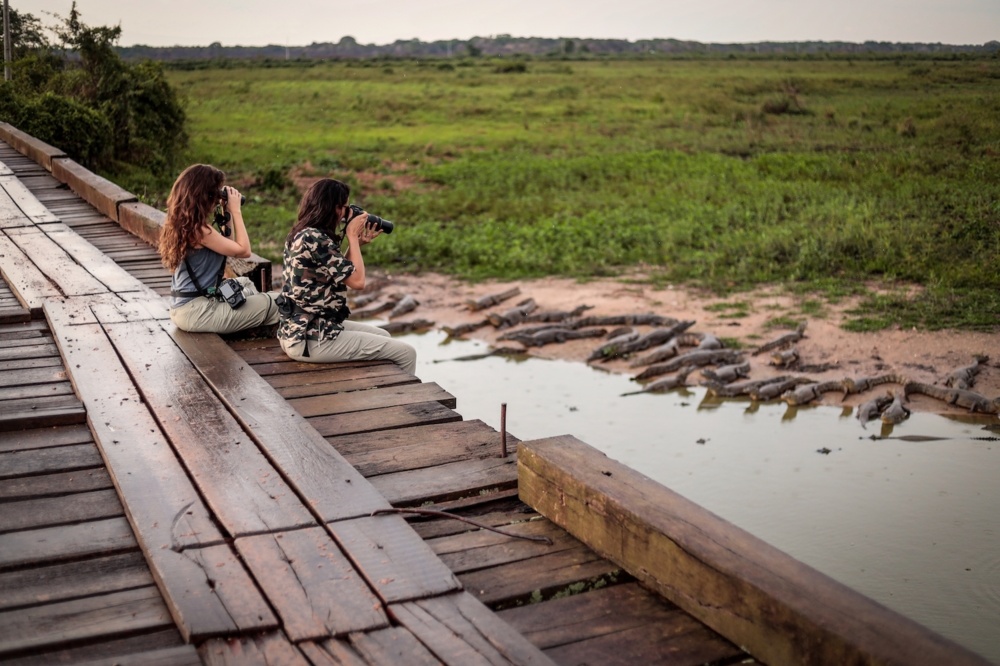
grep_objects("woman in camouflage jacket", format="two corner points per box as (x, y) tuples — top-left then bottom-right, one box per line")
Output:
(276, 179), (416, 374)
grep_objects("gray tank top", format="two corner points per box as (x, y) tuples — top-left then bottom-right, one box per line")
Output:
(170, 247), (227, 308)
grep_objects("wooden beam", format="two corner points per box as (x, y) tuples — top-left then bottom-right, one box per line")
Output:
(5, 227), (108, 296)
(0, 175), (59, 224)
(50, 158), (137, 222)
(0, 232), (60, 315)
(517, 435), (993, 666)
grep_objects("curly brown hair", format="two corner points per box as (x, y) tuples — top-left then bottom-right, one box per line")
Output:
(159, 164), (225, 271)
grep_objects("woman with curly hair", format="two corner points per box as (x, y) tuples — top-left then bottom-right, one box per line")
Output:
(160, 164), (278, 333)
(276, 178), (416, 374)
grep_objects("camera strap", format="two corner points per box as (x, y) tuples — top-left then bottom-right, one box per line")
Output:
(171, 257), (225, 299)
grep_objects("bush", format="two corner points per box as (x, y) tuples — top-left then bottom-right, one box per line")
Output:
(22, 92), (113, 167)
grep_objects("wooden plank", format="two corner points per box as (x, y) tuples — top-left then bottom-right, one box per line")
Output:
(274, 371), (420, 399)
(0, 341), (58, 361)
(51, 157), (137, 222)
(299, 639), (369, 666)
(391, 592), (556, 666)
(0, 355), (64, 371)
(96, 316), (315, 536)
(0, 176), (60, 223)
(0, 422), (92, 453)
(265, 363), (408, 391)
(5, 227), (108, 296)
(308, 401), (461, 438)
(329, 420), (510, 477)
(0, 365), (66, 388)
(235, 528), (389, 641)
(199, 631), (309, 666)
(0, 308), (30, 324)
(496, 582), (744, 665)
(252, 358), (392, 378)
(517, 435), (992, 666)
(326, 514), (461, 604)
(70, 645), (203, 666)
(0, 551), (154, 611)
(46, 302), (279, 640)
(0, 233), (60, 314)
(0, 185), (32, 228)
(427, 519), (580, 574)
(458, 546), (621, 607)
(0, 517), (137, 571)
(0, 488), (123, 534)
(369, 455), (518, 506)
(0, 586), (173, 659)
(0, 629), (190, 666)
(0, 467), (112, 501)
(0, 379), (74, 402)
(43, 225), (148, 293)
(0, 397), (86, 431)
(0, 442), (101, 479)
(170, 328), (392, 522)
(288, 382), (456, 418)
(348, 627), (442, 666)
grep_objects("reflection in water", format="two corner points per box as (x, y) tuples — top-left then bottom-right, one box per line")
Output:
(401, 329), (1000, 662)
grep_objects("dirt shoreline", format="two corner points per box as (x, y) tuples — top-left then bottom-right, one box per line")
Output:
(364, 271), (999, 420)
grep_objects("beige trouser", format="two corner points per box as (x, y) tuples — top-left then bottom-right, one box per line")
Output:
(280, 319), (417, 375)
(170, 277), (279, 334)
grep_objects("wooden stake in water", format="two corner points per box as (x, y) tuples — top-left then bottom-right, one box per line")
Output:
(500, 403), (508, 458)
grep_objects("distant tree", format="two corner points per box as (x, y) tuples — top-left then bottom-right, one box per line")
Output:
(0, 2), (186, 173)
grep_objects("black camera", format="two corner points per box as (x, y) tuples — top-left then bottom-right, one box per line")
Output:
(346, 204), (394, 234)
(219, 187), (246, 206)
(218, 278), (247, 309)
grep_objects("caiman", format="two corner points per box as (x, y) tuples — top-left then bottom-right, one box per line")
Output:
(904, 381), (1000, 414)
(751, 321), (807, 356)
(748, 376), (814, 402)
(841, 373), (908, 395)
(634, 349), (742, 381)
(781, 380), (845, 406)
(701, 361), (751, 383)
(629, 339), (680, 367)
(856, 393), (894, 428)
(881, 393), (911, 424)
(943, 354), (989, 390)
(703, 375), (793, 398)
(621, 366), (694, 396)
(586, 329), (640, 362)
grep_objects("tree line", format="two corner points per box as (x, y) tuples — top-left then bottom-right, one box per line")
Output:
(0, 3), (186, 176)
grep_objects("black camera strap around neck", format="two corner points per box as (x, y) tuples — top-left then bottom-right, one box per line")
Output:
(172, 256), (225, 299)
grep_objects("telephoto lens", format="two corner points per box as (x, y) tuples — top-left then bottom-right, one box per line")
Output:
(347, 204), (394, 234)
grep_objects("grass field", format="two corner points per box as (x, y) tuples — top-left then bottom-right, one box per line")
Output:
(126, 56), (999, 330)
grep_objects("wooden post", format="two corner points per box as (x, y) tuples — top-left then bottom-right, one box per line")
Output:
(3, 0), (11, 82)
(499, 403), (507, 458)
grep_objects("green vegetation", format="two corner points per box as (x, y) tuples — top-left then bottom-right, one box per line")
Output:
(154, 56), (998, 330)
(0, 4), (186, 178)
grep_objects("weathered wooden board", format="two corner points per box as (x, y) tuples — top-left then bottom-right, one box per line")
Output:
(0, 517), (137, 571)
(0, 488), (123, 534)
(198, 631), (309, 666)
(0, 422), (92, 453)
(518, 435), (992, 666)
(235, 528), (389, 641)
(252, 358), (392, 378)
(308, 401), (461, 438)
(298, 639), (369, 666)
(0, 184), (33, 228)
(0, 468), (113, 502)
(0, 586), (173, 658)
(45, 304), (224, 549)
(0, 365), (67, 389)
(170, 328), (391, 522)
(0, 233), (60, 314)
(427, 519), (580, 574)
(0, 441), (100, 480)
(459, 546), (622, 607)
(0, 356), (65, 372)
(497, 582), (743, 665)
(264, 363), (407, 391)
(0, 176), (60, 224)
(391, 592), (556, 666)
(289, 382), (456, 418)
(43, 225), (148, 293)
(326, 514), (461, 604)
(347, 627), (442, 666)
(98, 316), (314, 536)
(0, 341), (59, 361)
(0, 396), (86, 431)
(0, 551), (154, 611)
(274, 368), (419, 400)
(330, 420), (511, 477)
(5, 227), (108, 296)
(0, 379), (74, 402)
(369, 455), (519, 506)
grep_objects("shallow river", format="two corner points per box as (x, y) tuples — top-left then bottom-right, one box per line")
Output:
(397, 328), (1000, 663)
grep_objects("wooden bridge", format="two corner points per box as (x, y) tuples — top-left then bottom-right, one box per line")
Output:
(0, 124), (991, 666)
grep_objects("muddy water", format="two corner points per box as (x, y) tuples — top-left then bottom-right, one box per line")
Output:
(400, 329), (1000, 663)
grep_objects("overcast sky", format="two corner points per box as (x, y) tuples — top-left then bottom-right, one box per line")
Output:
(12, 0), (999, 47)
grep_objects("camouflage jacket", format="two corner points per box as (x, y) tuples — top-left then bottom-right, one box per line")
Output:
(277, 227), (355, 343)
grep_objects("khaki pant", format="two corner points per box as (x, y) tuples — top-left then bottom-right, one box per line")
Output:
(280, 319), (417, 375)
(170, 277), (279, 334)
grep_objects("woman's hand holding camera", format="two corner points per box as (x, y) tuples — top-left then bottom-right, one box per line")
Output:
(346, 211), (382, 246)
